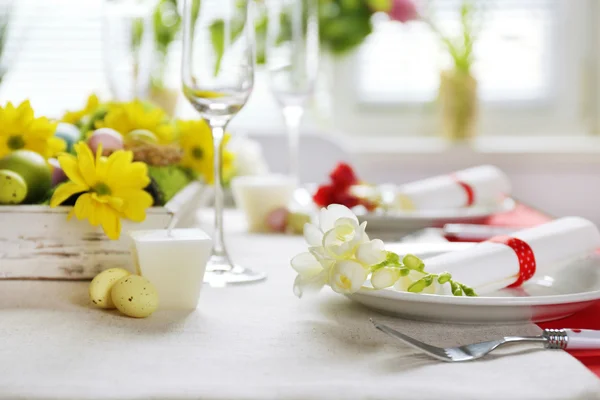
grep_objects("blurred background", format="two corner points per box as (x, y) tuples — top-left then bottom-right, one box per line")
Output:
(1, 0), (599, 222)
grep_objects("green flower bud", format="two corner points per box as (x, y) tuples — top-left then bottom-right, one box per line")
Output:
(408, 279), (427, 293)
(423, 275), (434, 286)
(403, 254), (425, 271)
(437, 272), (452, 284)
(451, 281), (462, 296)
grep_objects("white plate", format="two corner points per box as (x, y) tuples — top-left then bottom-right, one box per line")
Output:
(346, 242), (600, 324)
(357, 198), (516, 232)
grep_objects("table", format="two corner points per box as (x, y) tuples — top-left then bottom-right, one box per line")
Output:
(1, 213), (599, 400)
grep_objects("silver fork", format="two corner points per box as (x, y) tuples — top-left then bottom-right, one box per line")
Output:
(370, 319), (573, 362)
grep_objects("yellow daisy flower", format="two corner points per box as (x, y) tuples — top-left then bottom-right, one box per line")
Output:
(0, 100), (64, 159)
(62, 94), (100, 125)
(177, 119), (234, 184)
(96, 100), (174, 144)
(50, 142), (153, 240)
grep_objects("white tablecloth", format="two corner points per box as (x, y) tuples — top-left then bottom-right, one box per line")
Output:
(0, 212), (599, 400)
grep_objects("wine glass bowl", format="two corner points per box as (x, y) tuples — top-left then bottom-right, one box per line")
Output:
(182, 0), (266, 286)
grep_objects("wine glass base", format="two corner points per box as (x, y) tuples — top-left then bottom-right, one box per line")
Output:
(204, 255), (267, 287)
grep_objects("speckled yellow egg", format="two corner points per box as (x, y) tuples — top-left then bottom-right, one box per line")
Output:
(111, 275), (159, 318)
(89, 268), (131, 309)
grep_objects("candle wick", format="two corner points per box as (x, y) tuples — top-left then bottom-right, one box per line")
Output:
(167, 215), (178, 237)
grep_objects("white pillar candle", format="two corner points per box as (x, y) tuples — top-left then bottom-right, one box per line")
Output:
(129, 229), (212, 310)
(231, 175), (296, 232)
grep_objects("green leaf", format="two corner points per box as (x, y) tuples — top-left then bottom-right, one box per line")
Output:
(365, 0), (391, 12)
(209, 17), (245, 77)
(131, 17), (144, 52)
(399, 268), (410, 277)
(403, 254), (425, 271)
(437, 272), (452, 284)
(209, 20), (225, 77)
(408, 279), (427, 293)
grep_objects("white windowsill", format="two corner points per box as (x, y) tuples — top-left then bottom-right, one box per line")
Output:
(338, 135), (600, 169)
(344, 135), (600, 155)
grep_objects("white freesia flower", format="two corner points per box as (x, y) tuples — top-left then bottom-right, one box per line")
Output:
(292, 204), (369, 297)
(291, 204), (459, 298)
(290, 250), (333, 298)
(329, 260), (369, 294)
(303, 204), (368, 260)
(371, 267), (401, 289)
(356, 239), (386, 266)
(322, 217), (369, 259)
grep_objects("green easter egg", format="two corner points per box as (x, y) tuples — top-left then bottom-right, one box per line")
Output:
(0, 150), (52, 203)
(0, 169), (27, 204)
(125, 129), (158, 145)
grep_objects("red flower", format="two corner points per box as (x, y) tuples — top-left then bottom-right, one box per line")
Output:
(329, 162), (359, 189)
(314, 162), (377, 211)
(313, 184), (336, 207)
(332, 191), (361, 209)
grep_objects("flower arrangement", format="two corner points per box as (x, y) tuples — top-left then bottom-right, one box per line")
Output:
(393, 0), (482, 140)
(291, 204), (475, 297)
(0, 96), (246, 240)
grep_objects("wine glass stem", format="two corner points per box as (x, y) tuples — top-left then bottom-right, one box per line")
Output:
(210, 123), (227, 259)
(282, 105), (304, 184)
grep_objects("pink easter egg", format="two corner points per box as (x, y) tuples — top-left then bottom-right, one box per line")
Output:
(49, 158), (67, 186)
(265, 207), (290, 233)
(88, 128), (124, 156)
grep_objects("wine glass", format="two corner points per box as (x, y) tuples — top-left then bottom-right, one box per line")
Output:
(266, 0), (319, 184)
(103, 0), (155, 101)
(182, 0), (265, 286)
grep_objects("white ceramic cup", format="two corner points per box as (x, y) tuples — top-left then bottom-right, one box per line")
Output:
(231, 174), (296, 232)
(129, 229), (212, 310)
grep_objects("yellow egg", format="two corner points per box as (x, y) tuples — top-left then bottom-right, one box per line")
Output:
(111, 275), (159, 318)
(89, 268), (131, 309)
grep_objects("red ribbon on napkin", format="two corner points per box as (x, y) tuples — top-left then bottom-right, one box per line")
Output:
(450, 174), (475, 206)
(489, 235), (537, 287)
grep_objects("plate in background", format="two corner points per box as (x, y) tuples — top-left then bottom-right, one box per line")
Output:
(357, 198), (516, 232)
(347, 242), (600, 324)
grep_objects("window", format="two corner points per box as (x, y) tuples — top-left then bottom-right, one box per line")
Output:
(0, 0), (108, 117)
(331, 0), (597, 137)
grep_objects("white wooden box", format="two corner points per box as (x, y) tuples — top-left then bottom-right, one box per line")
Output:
(0, 182), (205, 280)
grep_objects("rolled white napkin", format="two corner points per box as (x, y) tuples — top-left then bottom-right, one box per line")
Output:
(425, 217), (600, 294)
(395, 165), (511, 210)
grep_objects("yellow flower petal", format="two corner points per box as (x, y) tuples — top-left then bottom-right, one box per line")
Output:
(50, 182), (88, 207)
(73, 193), (98, 225)
(0, 100), (60, 159)
(58, 153), (87, 187)
(90, 192), (125, 213)
(74, 142), (98, 187)
(114, 188), (154, 222)
(99, 204), (122, 240)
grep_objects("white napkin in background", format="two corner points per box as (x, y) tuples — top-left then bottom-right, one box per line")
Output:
(395, 164), (511, 210)
(425, 217), (600, 294)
